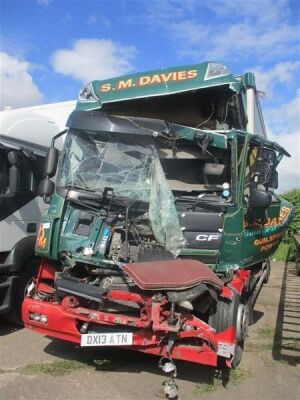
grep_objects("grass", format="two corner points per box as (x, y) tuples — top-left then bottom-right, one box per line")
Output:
(230, 368), (250, 384)
(255, 327), (275, 339)
(193, 368), (249, 397)
(272, 242), (293, 262)
(193, 382), (217, 396)
(282, 337), (300, 350)
(21, 360), (89, 376)
(256, 342), (274, 352)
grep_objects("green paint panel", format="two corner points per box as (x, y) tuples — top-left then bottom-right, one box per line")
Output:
(76, 62), (241, 111)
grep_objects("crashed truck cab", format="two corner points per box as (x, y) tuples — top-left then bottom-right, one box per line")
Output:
(23, 62), (293, 370)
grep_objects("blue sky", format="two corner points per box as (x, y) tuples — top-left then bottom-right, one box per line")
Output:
(0, 0), (299, 191)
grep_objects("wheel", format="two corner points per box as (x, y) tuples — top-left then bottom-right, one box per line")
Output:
(4, 258), (40, 325)
(209, 293), (248, 368)
(263, 258), (271, 284)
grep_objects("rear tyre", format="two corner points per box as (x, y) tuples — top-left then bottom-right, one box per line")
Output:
(4, 258), (39, 326)
(209, 293), (246, 369)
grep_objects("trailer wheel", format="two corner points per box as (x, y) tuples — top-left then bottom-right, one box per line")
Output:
(5, 258), (39, 326)
(209, 294), (245, 369)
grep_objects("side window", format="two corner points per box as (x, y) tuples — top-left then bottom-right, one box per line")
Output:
(244, 145), (258, 190)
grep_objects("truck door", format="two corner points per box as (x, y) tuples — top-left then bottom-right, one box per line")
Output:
(241, 141), (285, 265)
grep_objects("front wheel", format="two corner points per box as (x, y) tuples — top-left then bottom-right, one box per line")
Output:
(4, 259), (40, 325)
(209, 294), (248, 368)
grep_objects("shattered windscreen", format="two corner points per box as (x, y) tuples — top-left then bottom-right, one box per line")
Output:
(58, 129), (185, 254)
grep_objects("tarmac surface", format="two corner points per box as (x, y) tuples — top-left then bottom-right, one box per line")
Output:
(0, 261), (299, 400)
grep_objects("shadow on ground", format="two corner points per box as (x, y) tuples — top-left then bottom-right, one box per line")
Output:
(273, 261), (300, 366)
(43, 338), (235, 388)
(0, 317), (22, 337)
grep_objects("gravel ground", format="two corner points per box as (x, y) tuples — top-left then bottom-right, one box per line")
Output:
(0, 261), (299, 400)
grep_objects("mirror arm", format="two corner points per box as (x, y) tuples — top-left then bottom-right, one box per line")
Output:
(51, 129), (68, 147)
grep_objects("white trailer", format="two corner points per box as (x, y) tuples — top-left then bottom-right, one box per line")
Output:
(0, 101), (75, 322)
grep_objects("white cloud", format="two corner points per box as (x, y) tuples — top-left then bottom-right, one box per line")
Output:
(269, 131), (300, 193)
(264, 90), (300, 192)
(172, 21), (299, 61)
(204, 0), (291, 25)
(205, 23), (298, 60)
(143, 1), (298, 63)
(0, 52), (43, 109)
(250, 61), (300, 96)
(51, 39), (137, 83)
(265, 90), (300, 134)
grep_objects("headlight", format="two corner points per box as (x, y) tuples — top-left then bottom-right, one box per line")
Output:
(204, 63), (231, 80)
(29, 312), (48, 324)
(78, 82), (98, 102)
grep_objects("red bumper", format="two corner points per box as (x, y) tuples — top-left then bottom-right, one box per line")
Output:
(22, 297), (236, 367)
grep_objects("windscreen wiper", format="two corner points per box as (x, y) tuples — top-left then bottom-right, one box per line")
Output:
(175, 196), (226, 212)
(66, 184), (101, 193)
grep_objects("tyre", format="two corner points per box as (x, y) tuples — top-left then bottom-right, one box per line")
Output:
(263, 258), (271, 284)
(4, 258), (40, 325)
(209, 293), (248, 369)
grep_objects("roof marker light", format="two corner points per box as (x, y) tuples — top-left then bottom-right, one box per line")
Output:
(204, 63), (231, 80)
(78, 82), (98, 102)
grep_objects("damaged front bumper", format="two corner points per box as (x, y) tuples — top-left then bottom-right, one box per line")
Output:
(23, 293), (237, 368)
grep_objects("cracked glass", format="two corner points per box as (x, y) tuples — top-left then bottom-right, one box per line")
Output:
(58, 129), (185, 255)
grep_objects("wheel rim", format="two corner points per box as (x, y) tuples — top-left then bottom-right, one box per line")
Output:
(236, 303), (249, 342)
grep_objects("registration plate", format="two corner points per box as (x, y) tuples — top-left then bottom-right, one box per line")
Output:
(81, 332), (133, 347)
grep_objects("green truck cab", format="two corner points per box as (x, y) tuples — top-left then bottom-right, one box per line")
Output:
(23, 62), (293, 375)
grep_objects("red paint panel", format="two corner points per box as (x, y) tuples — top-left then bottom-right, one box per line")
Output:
(123, 259), (223, 290)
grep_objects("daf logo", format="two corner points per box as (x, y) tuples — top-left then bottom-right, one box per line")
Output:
(196, 234), (219, 241)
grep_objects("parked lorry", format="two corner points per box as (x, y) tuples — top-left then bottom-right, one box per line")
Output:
(0, 102), (75, 323)
(22, 62), (293, 388)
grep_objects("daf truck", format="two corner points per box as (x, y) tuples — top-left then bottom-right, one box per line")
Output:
(22, 63), (293, 388)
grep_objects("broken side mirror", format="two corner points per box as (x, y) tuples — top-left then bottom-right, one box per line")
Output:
(269, 170), (278, 189)
(249, 187), (272, 209)
(255, 148), (276, 187)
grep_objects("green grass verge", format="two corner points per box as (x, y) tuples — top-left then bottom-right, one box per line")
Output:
(193, 368), (250, 397)
(21, 360), (89, 376)
(272, 242), (293, 262)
